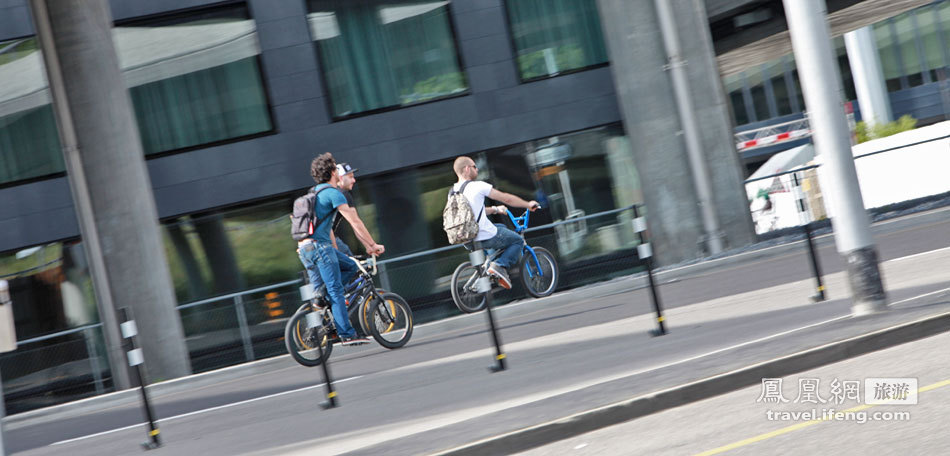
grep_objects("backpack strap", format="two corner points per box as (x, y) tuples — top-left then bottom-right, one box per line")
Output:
(311, 184), (341, 231)
(450, 180), (483, 224)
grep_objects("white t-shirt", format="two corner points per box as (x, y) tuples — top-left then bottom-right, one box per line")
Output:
(452, 180), (497, 241)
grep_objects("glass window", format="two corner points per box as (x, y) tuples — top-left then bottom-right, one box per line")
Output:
(917, 5), (945, 81)
(115, 5), (273, 155)
(762, 59), (793, 116)
(834, 36), (857, 101)
(307, 0), (468, 118)
(340, 124), (643, 321)
(790, 67), (807, 111)
(723, 73), (749, 125)
(874, 21), (903, 91)
(942, 1), (950, 50)
(893, 12), (925, 87)
(505, 0), (609, 80)
(0, 37), (64, 185)
(745, 70), (770, 122)
(0, 6), (274, 186)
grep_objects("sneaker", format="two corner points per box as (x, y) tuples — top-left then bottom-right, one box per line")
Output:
(487, 262), (512, 290)
(340, 336), (370, 346)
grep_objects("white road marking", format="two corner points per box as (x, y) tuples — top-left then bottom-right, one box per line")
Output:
(49, 375), (363, 446)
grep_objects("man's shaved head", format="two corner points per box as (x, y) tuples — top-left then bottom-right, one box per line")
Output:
(453, 156), (475, 176)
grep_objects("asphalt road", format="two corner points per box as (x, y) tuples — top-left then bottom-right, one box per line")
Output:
(5, 207), (949, 455)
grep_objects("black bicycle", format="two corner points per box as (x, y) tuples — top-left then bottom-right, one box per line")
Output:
(285, 256), (413, 367)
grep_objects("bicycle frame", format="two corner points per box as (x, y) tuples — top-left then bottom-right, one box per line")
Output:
(467, 209), (545, 283)
(506, 210), (544, 280)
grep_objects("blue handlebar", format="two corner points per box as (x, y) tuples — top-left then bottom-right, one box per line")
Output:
(506, 207), (537, 233)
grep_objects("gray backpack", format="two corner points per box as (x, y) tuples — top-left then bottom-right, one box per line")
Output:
(443, 181), (483, 245)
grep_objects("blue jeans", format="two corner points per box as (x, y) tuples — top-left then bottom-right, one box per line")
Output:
(298, 241), (359, 338)
(335, 240), (354, 258)
(477, 224), (523, 269)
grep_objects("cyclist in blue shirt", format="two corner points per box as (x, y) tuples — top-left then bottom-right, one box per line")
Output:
(298, 153), (385, 345)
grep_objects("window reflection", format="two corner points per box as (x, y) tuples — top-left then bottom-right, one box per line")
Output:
(0, 5), (272, 186)
(115, 6), (272, 154)
(308, 0), (468, 118)
(506, 0), (609, 80)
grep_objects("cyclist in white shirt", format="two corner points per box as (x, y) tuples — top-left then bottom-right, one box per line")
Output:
(452, 156), (539, 289)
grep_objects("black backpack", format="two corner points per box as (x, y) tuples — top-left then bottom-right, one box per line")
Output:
(291, 185), (338, 241)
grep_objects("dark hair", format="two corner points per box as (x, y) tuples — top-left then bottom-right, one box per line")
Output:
(310, 153), (336, 183)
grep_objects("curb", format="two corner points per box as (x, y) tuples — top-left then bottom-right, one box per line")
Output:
(430, 309), (950, 456)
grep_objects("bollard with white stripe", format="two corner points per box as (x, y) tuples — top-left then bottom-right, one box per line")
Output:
(792, 174), (827, 302)
(470, 248), (506, 372)
(633, 207), (667, 336)
(298, 271), (338, 409)
(119, 308), (161, 450)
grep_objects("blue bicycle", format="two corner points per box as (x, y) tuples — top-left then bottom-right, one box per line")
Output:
(450, 208), (560, 313)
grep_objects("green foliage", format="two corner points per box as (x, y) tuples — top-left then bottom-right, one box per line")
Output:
(855, 115), (917, 143)
(518, 44), (588, 80)
(409, 72), (466, 102)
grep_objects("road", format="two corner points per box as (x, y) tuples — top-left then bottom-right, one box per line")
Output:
(519, 322), (950, 455)
(5, 206), (949, 455)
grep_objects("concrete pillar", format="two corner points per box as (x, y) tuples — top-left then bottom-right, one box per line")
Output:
(30, 0), (192, 383)
(844, 26), (893, 127)
(596, 0), (755, 265)
(783, 0), (886, 315)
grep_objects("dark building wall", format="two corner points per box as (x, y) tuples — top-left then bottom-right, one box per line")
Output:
(0, 0), (621, 253)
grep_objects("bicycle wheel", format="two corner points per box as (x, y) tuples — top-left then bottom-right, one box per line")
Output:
(359, 288), (389, 337)
(450, 262), (487, 313)
(520, 247), (559, 298)
(284, 306), (333, 367)
(365, 292), (413, 349)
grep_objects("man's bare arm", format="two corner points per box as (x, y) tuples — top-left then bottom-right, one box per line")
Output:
(488, 189), (540, 211)
(337, 204), (385, 255)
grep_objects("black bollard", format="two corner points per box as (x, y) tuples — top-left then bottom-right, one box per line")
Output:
(470, 247), (506, 372)
(803, 222), (827, 302)
(633, 206), (667, 336)
(298, 271), (338, 408)
(316, 329), (338, 409)
(119, 308), (161, 450)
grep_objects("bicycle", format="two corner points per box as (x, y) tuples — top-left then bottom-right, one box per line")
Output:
(285, 255), (413, 367)
(450, 208), (559, 313)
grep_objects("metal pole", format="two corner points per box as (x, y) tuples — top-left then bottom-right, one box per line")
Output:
(783, 0), (887, 315)
(633, 206), (666, 336)
(653, 0), (724, 255)
(119, 308), (161, 450)
(316, 334), (337, 409)
(0, 367), (6, 456)
(234, 296), (256, 362)
(470, 248), (506, 372)
(298, 271), (337, 409)
(803, 223), (827, 302)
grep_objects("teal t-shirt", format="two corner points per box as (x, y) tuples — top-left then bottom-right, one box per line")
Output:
(311, 184), (347, 242)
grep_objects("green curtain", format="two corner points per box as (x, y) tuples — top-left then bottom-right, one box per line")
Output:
(130, 57), (272, 155)
(0, 105), (64, 184)
(311, 1), (466, 117)
(506, 0), (609, 80)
